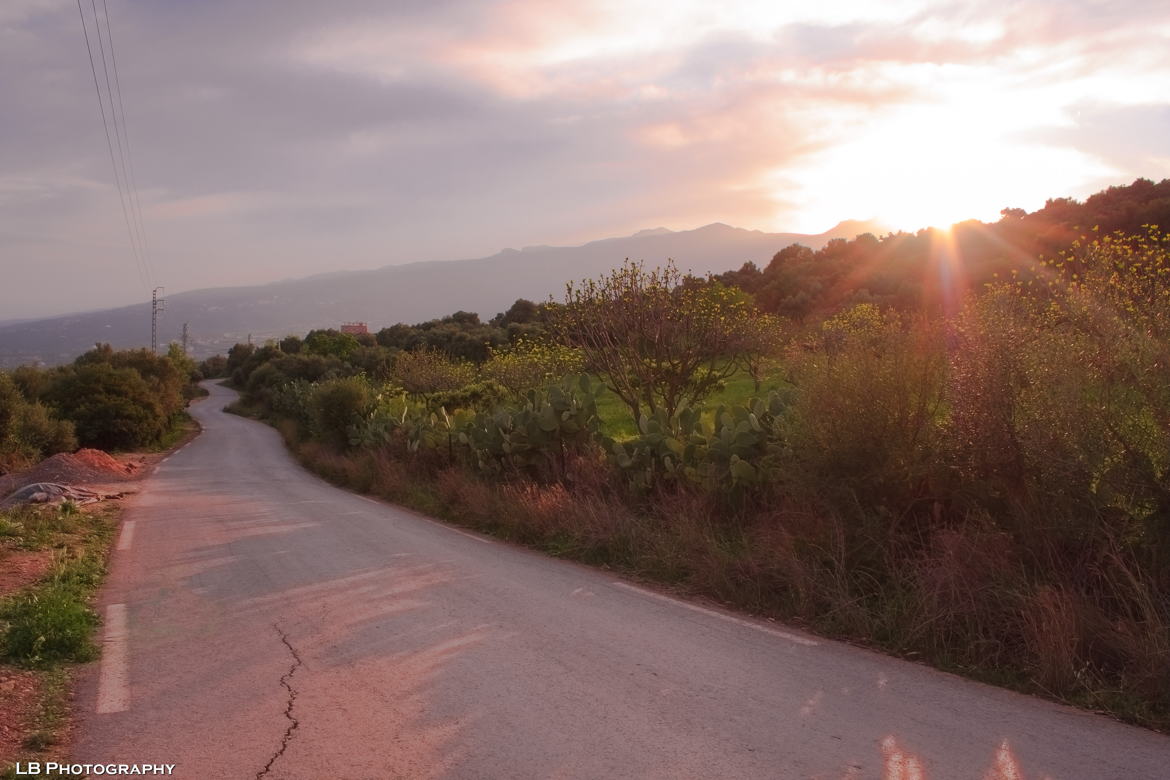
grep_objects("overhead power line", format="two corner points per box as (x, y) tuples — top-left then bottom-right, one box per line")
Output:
(98, 0), (154, 285)
(75, 0), (152, 289)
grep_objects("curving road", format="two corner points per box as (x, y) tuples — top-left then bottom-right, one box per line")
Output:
(74, 382), (1170, 778)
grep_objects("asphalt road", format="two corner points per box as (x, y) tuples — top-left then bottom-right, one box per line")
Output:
(74, 382), (1170, 779)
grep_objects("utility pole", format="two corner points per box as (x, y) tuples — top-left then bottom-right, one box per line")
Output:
(181, 322), (189, 354)
(151, 286), (165, 353)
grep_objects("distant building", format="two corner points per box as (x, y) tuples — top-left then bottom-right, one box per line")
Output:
(340, 322), (369, 335)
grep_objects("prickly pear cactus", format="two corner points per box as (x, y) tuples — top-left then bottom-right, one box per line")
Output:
(609, 391), (790, 492)
(455, 375), (604, 481)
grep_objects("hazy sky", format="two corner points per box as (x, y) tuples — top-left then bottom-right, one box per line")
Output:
(2, 0), (1169, 319)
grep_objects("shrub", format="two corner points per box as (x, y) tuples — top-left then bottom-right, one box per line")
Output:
(304, 329), (360, 359)
(392, 348), (476, 399)
(309, 376), (375, 448)
(782, 312), (947, 512)
(46, 364), (167, 450)
(199, 354), (229, 378)
(12, 403), (77, 459)
(244, 362), (291, 408)
(428, 380), (508, 413)
(1, 371), (77, 471)
(0, 373), (23, 438)
(481, 339), (585, 398)
(269, 379), (314, 429)
(77, 345), (187, 419)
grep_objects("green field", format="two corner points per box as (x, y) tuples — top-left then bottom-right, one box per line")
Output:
(593, 365), (790, 439)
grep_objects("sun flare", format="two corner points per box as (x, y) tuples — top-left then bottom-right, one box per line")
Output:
(777, 85), (1116, 234)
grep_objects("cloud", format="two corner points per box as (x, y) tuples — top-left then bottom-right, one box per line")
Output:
(0, 0), (1168, 318)
(1031, 102), (1170, 174)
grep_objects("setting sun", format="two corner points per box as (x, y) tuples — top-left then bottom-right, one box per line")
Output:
(778, 82), (1116, 233)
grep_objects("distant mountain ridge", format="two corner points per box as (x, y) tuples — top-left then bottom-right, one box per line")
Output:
(0, 220), (883, 366)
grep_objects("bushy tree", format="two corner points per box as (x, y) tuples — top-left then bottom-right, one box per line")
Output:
(304, 329), (360, 359)
(199, 354), (229, 378)
(76, 345), (186, 419)
(10, 401), (77, 462)
(0, 374), (73, 472)
(736, 313), (789, 391)
(392, 348), (476, 400)
(481, 339), (584, 398)
(493, 298), (539, 326)
(376, 310), (511, 362)
(347, 345), (395, 380)
(950, 228), (1170, 543)
(9, 365), (53, 402)
(46, 364), (166, 450)
(309, 376), (375, 447)
(557, 260), (758, 421)
(230, 345), (281, 388)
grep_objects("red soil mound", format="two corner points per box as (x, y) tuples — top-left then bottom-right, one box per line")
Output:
(74, 448), (137, 475)
(0, 450), (139, 497)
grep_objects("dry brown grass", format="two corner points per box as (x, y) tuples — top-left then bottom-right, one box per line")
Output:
(1099, 550), (1170, 700)
(434, 467), (497, 525)
(905, 524), (1024, 662)
(1021, 584), (1087, 694)
(370, 450), (411, 500)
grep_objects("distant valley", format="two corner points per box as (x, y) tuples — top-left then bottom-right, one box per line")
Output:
(0, 220), (880, 366)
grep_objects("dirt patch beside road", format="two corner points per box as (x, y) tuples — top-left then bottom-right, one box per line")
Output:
(0, 549), (54, 600)
(0, 667), (44, 764)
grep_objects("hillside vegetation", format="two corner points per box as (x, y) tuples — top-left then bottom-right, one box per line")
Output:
(209, 179), (1167, 729)
(1, 344), (204, 475)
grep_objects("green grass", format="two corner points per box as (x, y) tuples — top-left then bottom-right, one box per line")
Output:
(0, 581), (100, 667)
(594, 367), (791, 439)
(148, 411), (199, 452)
(222, 398), (264, 419)
(0, 506), (86, 552)
(0, 512), (110, 667)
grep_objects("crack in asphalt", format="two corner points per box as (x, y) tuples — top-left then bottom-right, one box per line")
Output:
(256, 624), (303, 780)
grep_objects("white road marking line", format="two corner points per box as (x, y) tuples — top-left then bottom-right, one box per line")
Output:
(449, 526), (492, 543)
(418, 516), (492, 543)
(96, 603), (130, 714)
(610, 581), (819, 646)
(116, 520), (136, 551)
